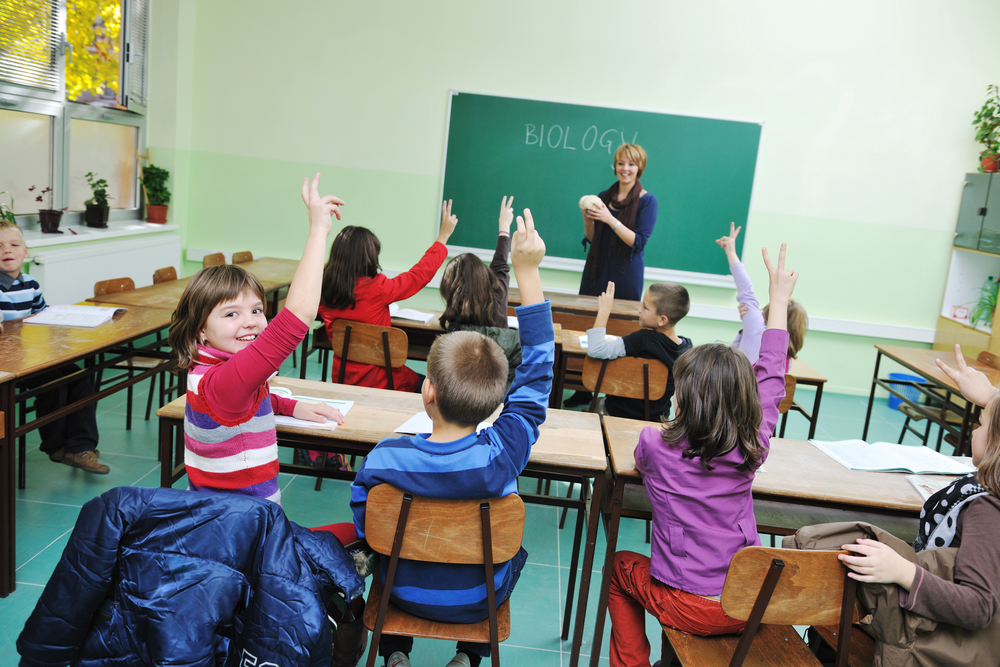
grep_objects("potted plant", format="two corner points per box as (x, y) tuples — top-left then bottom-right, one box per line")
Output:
(974, 85), (1000, 173)
(0, 192), (15, 224)
(84, 171), (111, 228)
(29, 185), (66, 234)
(142, 164), (171, 224)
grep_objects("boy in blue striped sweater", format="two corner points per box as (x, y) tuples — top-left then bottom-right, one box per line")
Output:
(350, 210), (551, 667)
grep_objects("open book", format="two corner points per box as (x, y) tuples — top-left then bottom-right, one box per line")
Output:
(24, 304), (126, 328)
(269, 386), (354, 431)
(394, 411), (491, 435)
(389, 302), (435, 323)
(907, 475), (956, 501)
(811, 440), (976, 475)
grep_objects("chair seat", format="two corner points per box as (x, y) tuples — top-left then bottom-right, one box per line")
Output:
(812, 624), (876, 667)
(662, 623), (819, 666)
(363, 576), (511, 644)
(113, 356), (168, 371)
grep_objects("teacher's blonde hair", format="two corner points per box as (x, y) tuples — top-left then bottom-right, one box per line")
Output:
(614, 144), (647, 178)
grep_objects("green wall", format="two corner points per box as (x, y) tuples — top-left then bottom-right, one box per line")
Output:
(145, 0), (1000, 394)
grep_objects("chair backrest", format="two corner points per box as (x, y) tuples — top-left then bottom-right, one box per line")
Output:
(720, 547), (859, 626)
(581, 355), (669, 420)
(778, 374), (797, 414)
(329, 319), (409, 387)
(202, 252), (225, 268)
(365, 484), (525, 564)
(94, 277), (135, 296)
(232, 251), (253, 264)
(152, 266), (177, 284)
(978, 350), (1000, 370)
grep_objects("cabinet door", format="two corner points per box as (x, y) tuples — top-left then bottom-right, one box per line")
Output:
(956, 173), (990, 250)
(982, 175), (1000, 254)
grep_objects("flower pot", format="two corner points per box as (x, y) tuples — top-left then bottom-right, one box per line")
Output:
(982, 154), (999, 173)
(84, 203), (110, 228)
(146, 204), (169, 224)
(38, 209), (63, 234)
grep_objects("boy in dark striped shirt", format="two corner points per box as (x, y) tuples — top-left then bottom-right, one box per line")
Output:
(0, 222), (107, 474)
(350, 210), (552, 667)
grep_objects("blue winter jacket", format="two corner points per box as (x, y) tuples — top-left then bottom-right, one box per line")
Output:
(17, 486), (364, 667)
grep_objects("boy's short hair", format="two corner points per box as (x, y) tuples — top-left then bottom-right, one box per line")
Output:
(426, 331), (508, 427)
(647, 282), (690, 324)
(0, 221), (25, 241)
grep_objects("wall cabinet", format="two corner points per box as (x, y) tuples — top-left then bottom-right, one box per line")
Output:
(955, 173), (1000, 254)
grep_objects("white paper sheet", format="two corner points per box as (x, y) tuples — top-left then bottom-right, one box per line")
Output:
(394, 411), (491, 435)
(24, 304), (125, 328)
(811, 439), (975, 475)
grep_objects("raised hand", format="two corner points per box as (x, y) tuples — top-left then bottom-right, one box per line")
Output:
(511, 209), (546, 306)
(935, 344), (997, 407)
(437, 199), (458, 245)
(300, 173), (344, 237)
(715, 222), (742, 264)
(499, 196), (514, 234)
(762, 243), (797, 305)
(598, 281), (615, 315)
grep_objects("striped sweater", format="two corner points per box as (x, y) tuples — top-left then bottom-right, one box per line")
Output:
(0, 271), (47, 320)
(350, 300), (554, 623)
(184, 308), (307, 504)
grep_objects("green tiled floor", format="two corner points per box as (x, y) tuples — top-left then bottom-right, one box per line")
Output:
(0, 349), (947, 666)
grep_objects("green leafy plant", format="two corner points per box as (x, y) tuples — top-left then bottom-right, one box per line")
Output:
(0, 192), (15, 224)
(85, 171), (111, 207)
(142, 164), (171, 206)
(974, 85), (1000, 171)
(971, 279), (999, 328)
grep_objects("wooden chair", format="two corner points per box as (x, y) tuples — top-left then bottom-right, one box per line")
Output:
(659, 546), (859, 667)
(232, 251), (253, 264)
(581, 355), (669, 422)
(202, 252), (225, 268)
(362, 484), (525, 667)
(152, 266), (177, 284)
(300, 322), (335, 382)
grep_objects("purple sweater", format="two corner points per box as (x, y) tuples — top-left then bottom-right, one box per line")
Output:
(729, 261), (766, 365)
(634, 328), (788, 596)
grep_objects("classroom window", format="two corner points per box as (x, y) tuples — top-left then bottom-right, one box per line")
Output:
(68, 117), (137, 210)
(0, 109), (54, 215)
(65, 0), (122, 105)
(0, 0), (62, 92)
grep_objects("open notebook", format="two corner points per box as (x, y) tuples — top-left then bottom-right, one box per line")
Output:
(811, 440), (975, 475)
(24, 304), (126, 328)
(269, 386), (354, 431)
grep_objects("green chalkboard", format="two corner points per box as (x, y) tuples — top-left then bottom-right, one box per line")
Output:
(441, 91), (762, 283)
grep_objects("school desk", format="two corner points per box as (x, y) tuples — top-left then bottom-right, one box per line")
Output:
(782, 357), (827, 439)
(508, 287), (642, 336)
(863, 345), (1000, 456)
(588, 415), (936, 667)
(0, 306), (176, 597)
(156, 376), (604, 662)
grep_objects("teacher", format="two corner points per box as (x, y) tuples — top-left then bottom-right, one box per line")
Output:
(579, 143), (658, 302)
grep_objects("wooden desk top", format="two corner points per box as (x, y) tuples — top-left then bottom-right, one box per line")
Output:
(391, 313), (444, 332)
(236, 257), (298, 287)
(158, 376), (605, 471)
(602, 416), (927, 513)
(0, 371), (14, 386)
(788, 358), (827, 384)
(0, 305), (172, 377)
(509, 287), (640, 319)
(875, 344), (1000, 391)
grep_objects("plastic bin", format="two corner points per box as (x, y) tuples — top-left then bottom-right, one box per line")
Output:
(887, 372), (926, 411)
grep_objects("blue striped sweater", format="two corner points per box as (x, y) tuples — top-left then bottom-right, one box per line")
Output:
(0, 271), (46, 320)
(350, 300), (554, 623)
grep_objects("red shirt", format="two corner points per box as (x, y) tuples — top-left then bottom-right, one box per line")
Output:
(318, 242), (447, 391)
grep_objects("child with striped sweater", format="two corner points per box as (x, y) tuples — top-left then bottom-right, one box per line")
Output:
(168, 174), (345, 504)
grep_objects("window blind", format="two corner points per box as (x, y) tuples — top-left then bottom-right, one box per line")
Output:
(0, 0), (60, 91)
(122, 0), (148, 112)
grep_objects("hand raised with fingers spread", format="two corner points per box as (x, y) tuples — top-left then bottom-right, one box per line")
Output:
(935, 344), (997, 407)
(437, 199), (458, 245)
(762, 243), (798, 304)
(300, 172), (344, 237)
(511, 208), (546, 269)
(715, 222), (742, 265)
(499, 196), (514, 234)
(598, 281), (615, 315)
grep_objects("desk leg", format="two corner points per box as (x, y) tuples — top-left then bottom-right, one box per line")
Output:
(159, 416), (174, 488)
(957, 402), (977, 458)
(572, 473), (618, 667)
(809, 383), (824, 440)
(561, 478), (587, 640)
(0, 380), (14, 597)
(862, 351), (882, 440)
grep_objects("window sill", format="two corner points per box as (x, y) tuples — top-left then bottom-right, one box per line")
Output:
(21, 220), (180, 248)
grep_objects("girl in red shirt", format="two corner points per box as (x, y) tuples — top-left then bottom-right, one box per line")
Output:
(317, 200), (458, 391)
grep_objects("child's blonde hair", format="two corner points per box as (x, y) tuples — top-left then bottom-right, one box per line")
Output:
(168, 265), (267, 369)
(660, 343), (764, 472)
(762, 299), (808, 359)
(426, 331), (508, 427)
(977, 393), (1000, 498)
(439, 253), (506, 329)
(0, 220), (25, 241)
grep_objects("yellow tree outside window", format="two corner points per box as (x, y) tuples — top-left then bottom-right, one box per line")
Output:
(65, 0), (121, 103)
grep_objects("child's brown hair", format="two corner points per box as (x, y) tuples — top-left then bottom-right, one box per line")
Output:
(977, 392), (1000, 498)
(168, 265), (267, 369)
(320, 226), (381, 311)
(426, 331), (508, 427)
(647, 282), (690, 325)
(439, 253), (506, 329)
(660, 343), (764, 472)
(762, 299), (808, 358)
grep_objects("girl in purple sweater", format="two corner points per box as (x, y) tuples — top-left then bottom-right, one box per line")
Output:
(606, 244), (799, 667)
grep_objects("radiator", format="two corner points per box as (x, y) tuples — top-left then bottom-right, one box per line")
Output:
(28, 234), (182, 305)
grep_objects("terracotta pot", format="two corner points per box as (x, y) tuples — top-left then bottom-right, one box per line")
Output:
(982, 154), (999, 173)
(38, 209), (63, 234)
(146, 204), (169, 224)
(84, 203), (109, 228)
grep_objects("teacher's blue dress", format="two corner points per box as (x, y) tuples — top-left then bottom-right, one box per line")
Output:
(579, 192), (658, 302)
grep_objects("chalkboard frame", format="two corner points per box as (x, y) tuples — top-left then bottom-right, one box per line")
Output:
(437, 89), (765, 289)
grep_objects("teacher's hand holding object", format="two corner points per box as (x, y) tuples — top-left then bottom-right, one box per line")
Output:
(578, 143), (658, 303)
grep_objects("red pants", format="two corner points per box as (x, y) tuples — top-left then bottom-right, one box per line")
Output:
(608, 551), (746, 667)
